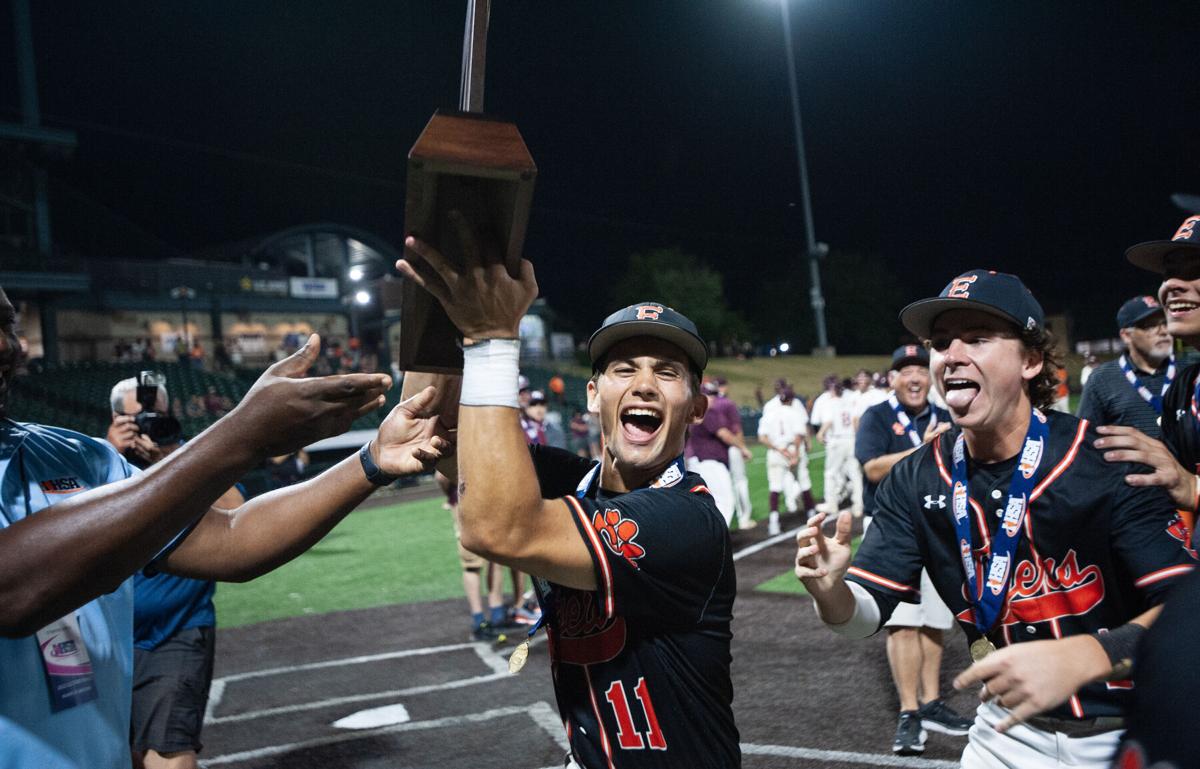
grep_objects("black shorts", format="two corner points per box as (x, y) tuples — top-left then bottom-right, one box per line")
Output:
(130, 625), (216, 755)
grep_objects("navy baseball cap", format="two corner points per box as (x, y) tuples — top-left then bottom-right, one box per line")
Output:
(1116, 295), (1164, 329)
(899, 269), (1044, 339)
(1126, 216), (1200, 273)
(588, 301), (708, 373)
(701, 379), (720, 395)
(890, 344), (929, 371)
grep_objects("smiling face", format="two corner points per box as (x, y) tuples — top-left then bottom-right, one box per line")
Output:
(928, 309), (1042, 443)
(1158, 253), (1200, 348)
(587, 337), (706, 489)
(1119, 312), (1172, 369)
(892, 364), (931, 411)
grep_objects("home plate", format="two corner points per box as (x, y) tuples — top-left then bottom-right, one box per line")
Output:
(332, 703), (411, 730)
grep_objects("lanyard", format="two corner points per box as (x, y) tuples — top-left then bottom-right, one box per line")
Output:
(950, 408), (1048, 634)
(1119, 354), (1174, 415)
(888, 394), (934, 449)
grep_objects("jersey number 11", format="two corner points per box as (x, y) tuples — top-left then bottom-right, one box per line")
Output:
(604, 677), (667, 750)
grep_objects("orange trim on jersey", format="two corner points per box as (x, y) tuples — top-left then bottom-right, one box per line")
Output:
(583, 666), (617, 769)
(1134, 564), (1195, 588)
(933, 441), (952, 486)
(846, 566), (918, 595)
(1029, 419), (1088, 502)
(565, 495), (616, 620)
(690, 484), (710, 494)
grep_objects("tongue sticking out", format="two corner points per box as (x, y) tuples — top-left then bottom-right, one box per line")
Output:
(621, 413), (662, 443)
(943, 384), (979, 411)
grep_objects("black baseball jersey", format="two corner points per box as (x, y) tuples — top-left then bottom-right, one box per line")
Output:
(528, 445), (740, 769)
(855, 399), (950, 514)
(847, 410), (1196, 720)
(1111, 567), (1200, 769)
(1161, 361), (1200, 474)
(1076, 358), (1168, 439)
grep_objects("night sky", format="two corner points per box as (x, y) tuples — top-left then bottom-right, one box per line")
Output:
(3, 1), (1199, 345)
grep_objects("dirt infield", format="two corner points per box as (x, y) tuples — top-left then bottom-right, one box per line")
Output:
(201, 512), (978, 768)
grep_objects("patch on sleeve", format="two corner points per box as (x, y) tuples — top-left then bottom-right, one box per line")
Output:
(592, 508), (646, 565)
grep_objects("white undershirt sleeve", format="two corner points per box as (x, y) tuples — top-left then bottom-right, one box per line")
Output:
(814, 580), (882, 639)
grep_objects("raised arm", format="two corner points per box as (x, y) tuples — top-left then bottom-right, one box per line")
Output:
(162, 385), (451, 581)
(397, 213), (596, 590)
(0, 337), (390, 637)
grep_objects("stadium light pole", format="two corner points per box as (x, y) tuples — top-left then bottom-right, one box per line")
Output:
(777, 0), (831, 354)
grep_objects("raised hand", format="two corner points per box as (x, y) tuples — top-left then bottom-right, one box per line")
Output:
(396, 210), (538, 340)
(794, 510), (854, 591)
(1094, 424), (1196, 510)
(232, 334), (391, 457)
(371, 385), (454, 477)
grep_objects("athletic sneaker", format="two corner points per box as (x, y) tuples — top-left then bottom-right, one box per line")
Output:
(767, 512), (781, 536)
(893, 711), (926, 755)
(917, 698), (973, 736)
(512, 605), (542, 625)
(471, 621), (507, 644)
(738, 517), (757, 531)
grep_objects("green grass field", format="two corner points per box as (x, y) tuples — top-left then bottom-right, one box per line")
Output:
(214, 444), (829, 627)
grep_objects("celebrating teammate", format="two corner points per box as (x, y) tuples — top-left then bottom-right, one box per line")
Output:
(794, 269), (1195, 769)
(399, 217), (739, 769)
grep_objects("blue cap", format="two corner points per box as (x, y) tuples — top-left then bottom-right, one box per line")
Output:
(1127, 216), (1200, 273)
(588, 301), (707, 373)
(1116, 295), (1164, 329)
(890, 344), (929, 370)
(899, 269), (1044, 339)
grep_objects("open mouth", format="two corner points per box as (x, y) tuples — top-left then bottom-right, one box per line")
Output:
(620, 406), (663, 444)
(1167, 300), (1200, 319)
(942, 378), (980, 411)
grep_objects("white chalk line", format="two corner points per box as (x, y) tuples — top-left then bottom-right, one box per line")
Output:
(742, 743), (958, 768)
(206, 635), (546, 725)
(201, 703), (552, 766)
(733, 526), (802, 561)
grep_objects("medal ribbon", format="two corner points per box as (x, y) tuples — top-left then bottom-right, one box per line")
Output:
(949, 409), (1048, 634)
(1119, 354), (1174, 415)
(888, 394), (933, 449)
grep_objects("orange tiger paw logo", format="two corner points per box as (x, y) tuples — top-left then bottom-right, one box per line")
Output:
(593, 508), (646, 564)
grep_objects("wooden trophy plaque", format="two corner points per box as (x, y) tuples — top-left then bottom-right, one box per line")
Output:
(397, 110), (536, 374)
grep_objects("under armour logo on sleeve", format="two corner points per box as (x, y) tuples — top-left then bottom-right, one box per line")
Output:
(924, 494), (946, 509)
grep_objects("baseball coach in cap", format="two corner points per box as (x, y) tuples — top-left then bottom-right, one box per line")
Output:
(399, 225), (739, 769)
(1076, 296), (1173, 440)
(794, 269), (1195, 769)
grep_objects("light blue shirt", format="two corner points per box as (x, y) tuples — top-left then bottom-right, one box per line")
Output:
(0, 420), (138, 769)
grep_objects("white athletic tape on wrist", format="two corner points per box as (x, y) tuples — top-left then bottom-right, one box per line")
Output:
(817, 580), (881, 639)
(461, 338), (521, 408)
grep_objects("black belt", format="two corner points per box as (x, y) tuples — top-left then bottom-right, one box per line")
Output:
(1025, 715), (1125, 739)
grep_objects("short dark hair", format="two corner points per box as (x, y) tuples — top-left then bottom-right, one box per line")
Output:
(1020, 324), (1063, 411)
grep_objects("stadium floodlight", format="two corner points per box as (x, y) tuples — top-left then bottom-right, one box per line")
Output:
(779, 341), (791, 353)
(354, 290), (371, 306)
(347, 265), (366, 282)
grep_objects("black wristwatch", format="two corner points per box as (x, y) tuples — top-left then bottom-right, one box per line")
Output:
(359, 442), (398, 487)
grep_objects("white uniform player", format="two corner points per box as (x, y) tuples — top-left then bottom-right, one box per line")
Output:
(758, 387), (808, 536)
(763, 382), (814, 522)
(816, 384), (864, 517)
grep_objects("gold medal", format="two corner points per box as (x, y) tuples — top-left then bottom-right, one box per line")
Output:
(970, 638), (996, 662)
(508, 640), (530, 674)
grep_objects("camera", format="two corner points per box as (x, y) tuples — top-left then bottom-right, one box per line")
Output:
(134, 371), (183, 446)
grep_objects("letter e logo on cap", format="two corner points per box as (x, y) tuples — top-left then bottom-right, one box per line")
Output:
(1174, 216), (1200, 242)
(636, 304), (664, 320)
(947, 275), (978, 299)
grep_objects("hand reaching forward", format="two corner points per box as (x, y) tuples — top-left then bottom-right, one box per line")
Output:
(396, 210), (538, 340)
(952, 635), (1110, 733)
(233, 334), (391, 457)
(371, 385), (454, 477)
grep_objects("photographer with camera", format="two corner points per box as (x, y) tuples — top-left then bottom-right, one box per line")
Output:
(106, 374), (244, 769)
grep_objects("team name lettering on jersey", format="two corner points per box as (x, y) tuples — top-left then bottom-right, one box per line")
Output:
(958, 549), (1104, 627)
(39, 477), (86, 494)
